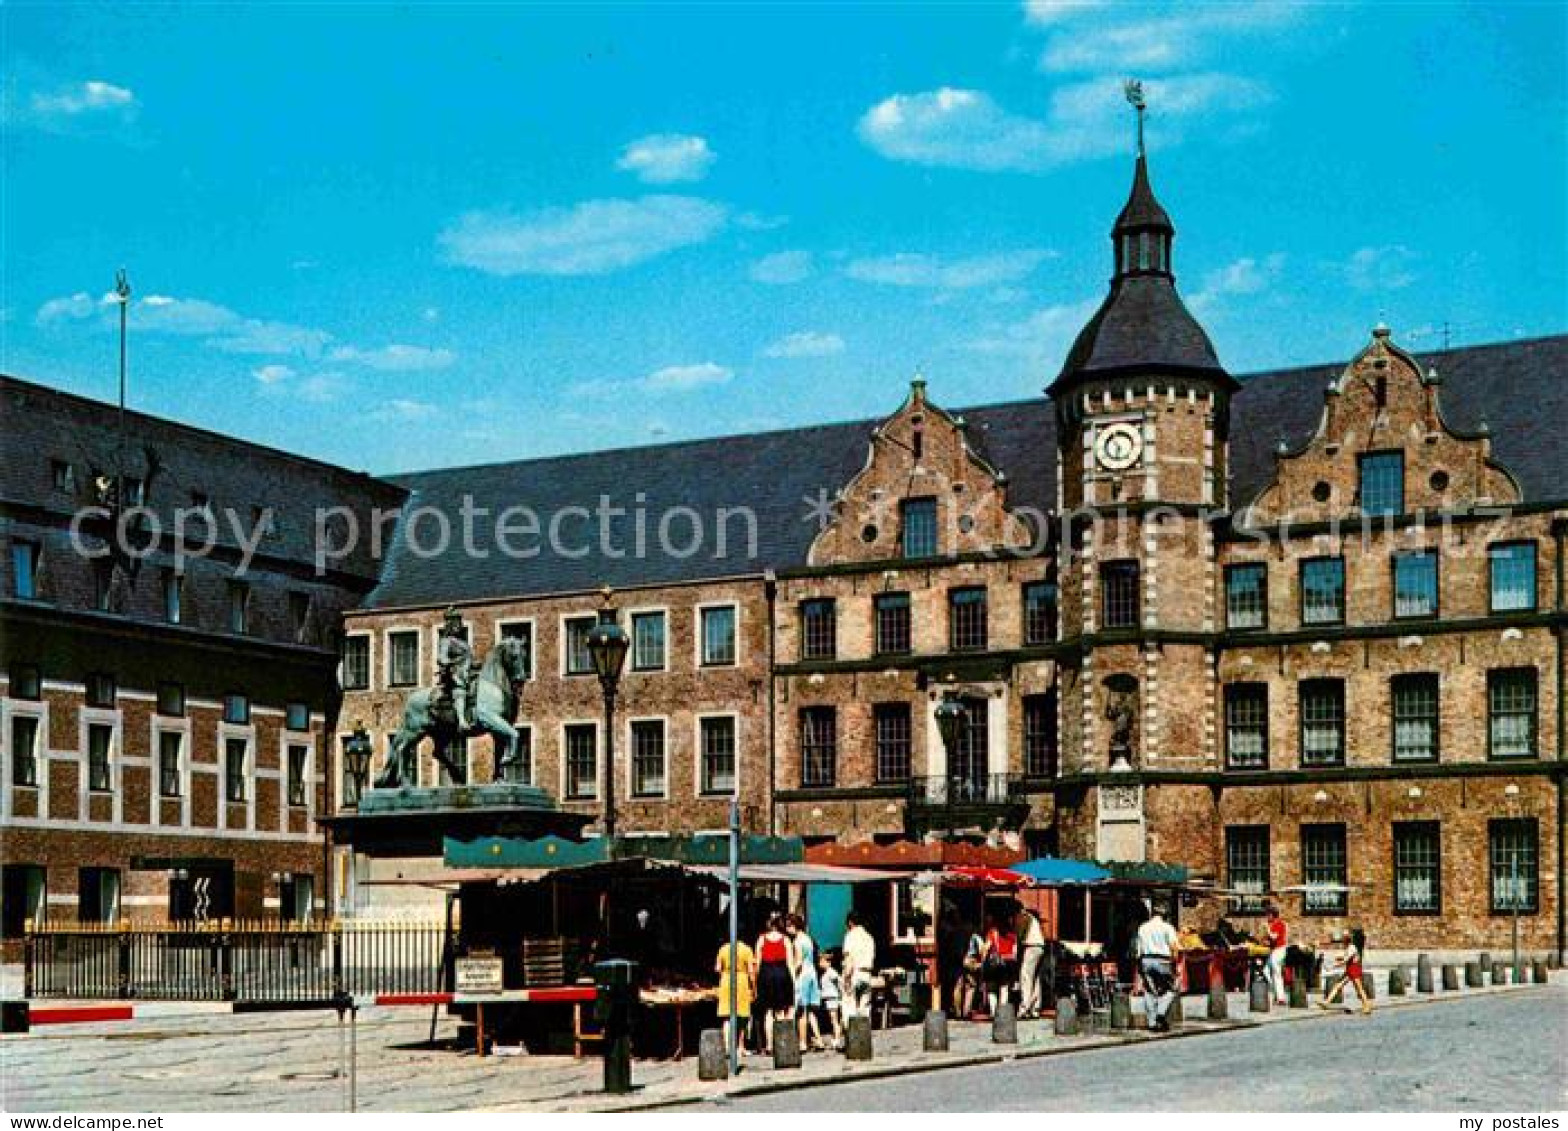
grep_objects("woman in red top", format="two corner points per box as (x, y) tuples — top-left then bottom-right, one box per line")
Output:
(981, 912), (1019, 1018)
(1317, 929), (1372, 1015)
(754, 914), (797, 1052)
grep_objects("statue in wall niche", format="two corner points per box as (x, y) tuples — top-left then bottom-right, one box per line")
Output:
(1104, 674), (1139, 770)
(373, 625), (531, 789)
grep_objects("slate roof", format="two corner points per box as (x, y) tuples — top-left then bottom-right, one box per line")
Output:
(365, 335), (1567, 610)
(1052, 274), (1227, 389)
(1113, 154), (1173, 234)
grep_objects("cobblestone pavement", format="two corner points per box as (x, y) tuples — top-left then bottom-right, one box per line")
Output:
(1, 982), (1560, 1112)
(725, 985), (1568, 1113)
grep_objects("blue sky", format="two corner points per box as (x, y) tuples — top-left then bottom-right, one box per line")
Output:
(5, 2), (1564, 474)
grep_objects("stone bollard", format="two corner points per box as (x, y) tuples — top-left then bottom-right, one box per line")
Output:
(1465, 961), (1482, 988)
(992, 1000), (1019, 1044)
(1054, 996), (1080, 1036)
(1416, 955), (1434, 994)
(1289, 979), (1309, 1009)
(1533, 960), (1549, 985)
(923, 1010), (949, 1052)
(697, 1029), (728, 1080)
(1387, 967), (1407, 996)
(1479, 952), (1493, 974)
(1110, 992), (1133, 1029)
(772, 1019), (802, 1069)
(1249, 976), (1272, 1013)
(1360, 971), (1375, 1000)
(844, 1015), (873, 1062)
(1207, 979), (1229, 1021)
(1441, 965), (1459, 992)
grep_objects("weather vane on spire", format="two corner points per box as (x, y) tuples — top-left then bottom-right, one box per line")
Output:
(1123, 78), (1146, 158)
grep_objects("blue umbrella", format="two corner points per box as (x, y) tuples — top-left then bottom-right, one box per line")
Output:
(1014, 857), (1113, 886)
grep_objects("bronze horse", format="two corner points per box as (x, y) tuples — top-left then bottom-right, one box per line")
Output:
(373, 636), (530, 788)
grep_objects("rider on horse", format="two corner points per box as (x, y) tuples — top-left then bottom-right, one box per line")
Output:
(435, 607), (477, 731)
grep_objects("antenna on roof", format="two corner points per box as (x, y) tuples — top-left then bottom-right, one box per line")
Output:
(1123, 79), (1147, 157)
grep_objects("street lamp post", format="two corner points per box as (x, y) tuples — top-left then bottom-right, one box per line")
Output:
(587, 593), (630, 848)
(934, 690), (967, 800)
(343, 722), (373, 808)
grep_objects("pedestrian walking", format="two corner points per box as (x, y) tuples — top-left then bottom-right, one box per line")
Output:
(715, 937), (756, 1054)
(1317, 929), (1372, 1015)
(957, 922), (986, 1019)
(754, 914), (797, 1053)
(1015, 902), (1047, 1019)
(1262, 904), (1290, 1006)
(841, 911), (877, 1019)
(1136, 904), (1181, 1031)
(787, 914), (826, 1051)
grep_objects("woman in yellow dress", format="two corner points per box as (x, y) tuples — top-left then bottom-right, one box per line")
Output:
(715, 939), (757, 1053)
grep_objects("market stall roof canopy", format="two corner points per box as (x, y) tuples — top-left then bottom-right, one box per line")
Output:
(935, 865), (1034, 889)
(689, 862), (904, 884)
(1014, 857), (1114, 886)
(444, 832), (805, 871)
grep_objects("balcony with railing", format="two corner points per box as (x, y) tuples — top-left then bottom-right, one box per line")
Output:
(904, 773), (1032, 837)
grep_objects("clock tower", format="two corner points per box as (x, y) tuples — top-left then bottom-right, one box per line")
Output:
(1047, 95), (1237, 863)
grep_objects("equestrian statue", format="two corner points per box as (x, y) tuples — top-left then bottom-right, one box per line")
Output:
(373, 607), (531, 788)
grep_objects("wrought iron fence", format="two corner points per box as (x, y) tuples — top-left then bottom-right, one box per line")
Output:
(25, 919), (454, 1002)
(907, 773), (1027, 806)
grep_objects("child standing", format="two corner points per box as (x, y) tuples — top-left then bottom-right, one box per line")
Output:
(818, 949), (845, 1049)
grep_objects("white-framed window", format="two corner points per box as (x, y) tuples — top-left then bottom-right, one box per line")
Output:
(342, 633), (372, 691)
(387, 629), (420, 687)
(697, 714), (737, 797)
(224, 734), (249, 802)
(563, 615), (596, 676)
(630, 610), (667, 672)
(563, 722), (598, 800)
(698, 604), (738, 668)
(629, 718), (667, 798)
(158, 728), (184, 798)
(86, 721), (115, 793)
(9, 710), (41, 787)
(287, 742), (309, 807)
(495, 620), (535, 679)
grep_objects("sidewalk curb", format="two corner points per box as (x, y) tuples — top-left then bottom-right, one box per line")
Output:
(590, 982), (1558, 1112)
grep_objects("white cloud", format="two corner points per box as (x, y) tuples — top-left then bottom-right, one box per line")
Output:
(30, 79), (137, 118)
(964, 299), (1100, 362)
(438, 195), (728, 276)
(1035, 5), (1302, 73)
(1343, 245), (1418, 293)
(644, 362), (732, 391)
(567, 361), (735, 400)
(845, 249), (1052, 290)
(615, 133), (715, 184)
(1188, 252), (1287, 315)
(750, 250), (814, 285)
(1021, 0), (1106, 25)
(328, 344), (456, 371)
(36, 292), (98, 324)
(374, 398), (438, 421)
(734, 211), (789, 232)
(861, 67), (1273, 173)
(252, 364), (294, 386)
(763, 331), (845, 359)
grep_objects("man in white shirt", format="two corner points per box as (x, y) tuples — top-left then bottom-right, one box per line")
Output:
(841, 912), (876, 1019)
(1015, 904), (1047, 1019)
(1135, 905), (1181, 1031)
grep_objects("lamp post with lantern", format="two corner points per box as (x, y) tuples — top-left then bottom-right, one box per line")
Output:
(586, 590), (630, 848)
(934, 690), (968, 801)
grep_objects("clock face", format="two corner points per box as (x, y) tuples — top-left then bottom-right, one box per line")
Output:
(1095, 422), (1143, 471)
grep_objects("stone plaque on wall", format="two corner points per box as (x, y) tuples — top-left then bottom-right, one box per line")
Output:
(1096, 781), (1145, 863)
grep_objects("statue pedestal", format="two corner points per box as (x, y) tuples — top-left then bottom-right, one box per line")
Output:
(358, 782), (556, 815)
